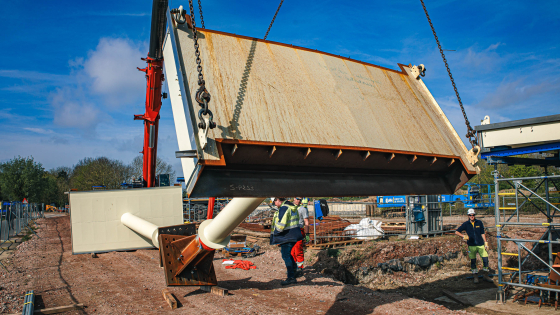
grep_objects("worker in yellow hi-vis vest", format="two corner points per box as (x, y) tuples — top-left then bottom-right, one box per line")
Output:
(270, 197), (303, 286)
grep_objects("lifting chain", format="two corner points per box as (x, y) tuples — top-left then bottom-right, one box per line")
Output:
(419, 0), (477, 148)
(198, 0), (205, 29)
(263, 0), (284, 40)
(188, 0), (215, 130)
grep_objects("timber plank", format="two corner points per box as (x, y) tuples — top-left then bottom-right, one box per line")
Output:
(8, 303), (85, 315)
(200, 285), (228, 297)
(162, 289), (178, 310)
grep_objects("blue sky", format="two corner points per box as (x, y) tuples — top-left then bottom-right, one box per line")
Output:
(1, 0), (559, 179)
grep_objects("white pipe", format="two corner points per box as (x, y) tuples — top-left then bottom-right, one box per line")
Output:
(121, 213), (159, 248)
(198, 197), (265, 249)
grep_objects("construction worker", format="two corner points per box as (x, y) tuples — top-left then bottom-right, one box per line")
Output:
(455, 209), (490, 274)
(301, 197), (309, 208)
(270, 197), (303, 286)
(291, 197), (310, 275)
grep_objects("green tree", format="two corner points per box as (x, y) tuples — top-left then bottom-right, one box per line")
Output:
(71, 157), (132, 191)
(130, 155), (176, 184)
(42, 167), (73, 206)
(0, 156), (47, 202)
(41, 173), (60, 205)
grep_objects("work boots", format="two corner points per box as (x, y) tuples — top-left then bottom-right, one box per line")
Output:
(281, 278), (297, 286)
(472, 268), (480, 284)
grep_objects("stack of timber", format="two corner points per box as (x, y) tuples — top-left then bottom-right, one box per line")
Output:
(238, 216), (353, 244)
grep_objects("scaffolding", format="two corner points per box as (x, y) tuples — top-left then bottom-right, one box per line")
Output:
(475, 114), (560, 303)
(493, 169), (560, 303)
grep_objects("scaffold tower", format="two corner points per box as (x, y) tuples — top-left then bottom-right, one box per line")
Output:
(475, 114), (560, 303)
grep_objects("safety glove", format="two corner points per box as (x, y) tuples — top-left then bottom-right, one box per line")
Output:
(463, 234), (469, 241)
(305, 234), (310, 243)
(484, 242), (489, 251)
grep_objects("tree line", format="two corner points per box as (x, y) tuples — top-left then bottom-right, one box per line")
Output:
(469, 154), (559, 191)
(0, 156), (176, 207)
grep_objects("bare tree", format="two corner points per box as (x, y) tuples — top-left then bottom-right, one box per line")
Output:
(130, 155), (176, 184)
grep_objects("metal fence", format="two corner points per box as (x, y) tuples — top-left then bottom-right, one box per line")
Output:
(0, 202), (44, 271)
(183, 198), (230, 223)
(309, 198), (505, 244)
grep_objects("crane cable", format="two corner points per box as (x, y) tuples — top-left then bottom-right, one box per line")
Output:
(419, 0), (478, 148)
(264, 0), (284, 40)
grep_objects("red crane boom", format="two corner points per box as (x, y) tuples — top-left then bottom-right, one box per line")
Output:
(135, 0), (168, 187)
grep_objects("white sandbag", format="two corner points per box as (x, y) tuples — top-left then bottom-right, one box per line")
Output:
(344, 218), (384, 240)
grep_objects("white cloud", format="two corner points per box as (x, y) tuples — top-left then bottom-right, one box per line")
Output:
(23, 128), (54, 135)
(50, 87), (101, 129)
(83, 38), (147, 107)
(477, 78), (560, 109)
(0, 70), (71, 84)
(47, 37), (147, 130)
(486, 42), (503, 51)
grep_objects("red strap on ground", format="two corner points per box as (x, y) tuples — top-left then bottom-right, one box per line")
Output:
(223, 259), (256, 270)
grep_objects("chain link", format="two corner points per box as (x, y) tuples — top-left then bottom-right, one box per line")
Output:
(420, 0), (477, 148)
(198, 0), (205, 29)
(188, 0), (215, 129)
(264, 0), (284, 40)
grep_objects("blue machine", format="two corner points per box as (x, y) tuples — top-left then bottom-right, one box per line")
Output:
(377, 183), (495, 210)
(461, 183), (494, 209)
(376, 196), (407, 208)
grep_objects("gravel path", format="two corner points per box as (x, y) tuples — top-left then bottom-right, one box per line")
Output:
(0, 216), (474, 314)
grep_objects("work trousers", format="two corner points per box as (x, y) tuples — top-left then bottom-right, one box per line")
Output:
(280, 242), (297, 279)
(291, 228), (305, 268)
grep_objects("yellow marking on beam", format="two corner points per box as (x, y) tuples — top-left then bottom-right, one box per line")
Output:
(498, 193), (516, 196)
(499, 207), (517, 210)
(501, 253), (519, 256)
(501, 267), (520, 271)
(543, 223), (551, 226)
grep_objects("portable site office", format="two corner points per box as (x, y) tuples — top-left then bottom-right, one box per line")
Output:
(164, 11), (479, 198)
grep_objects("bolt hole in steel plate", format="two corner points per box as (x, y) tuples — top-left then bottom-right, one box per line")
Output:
(158, 231), (217, 286)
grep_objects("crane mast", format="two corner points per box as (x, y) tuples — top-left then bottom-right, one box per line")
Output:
(135, 0), (168, 187)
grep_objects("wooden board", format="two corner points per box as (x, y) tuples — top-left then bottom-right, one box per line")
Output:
(200, 285), (228, 297)
(307, 239), (365, 250)
(162, 289), (178, 310)
(175, 25), (476, 173)
(8, 303), (85, 315)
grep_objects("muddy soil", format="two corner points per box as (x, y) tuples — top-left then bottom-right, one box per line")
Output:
(307, 228), (559, 315)
(0, 216), (480, 315)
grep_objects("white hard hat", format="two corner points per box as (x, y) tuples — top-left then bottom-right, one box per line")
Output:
(467, 209), (476, 215)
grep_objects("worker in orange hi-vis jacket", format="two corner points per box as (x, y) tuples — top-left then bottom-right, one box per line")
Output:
(291, 197), (310, 278)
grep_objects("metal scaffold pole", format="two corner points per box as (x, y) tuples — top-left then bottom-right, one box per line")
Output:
(546, 168), (553, 268)
(494, 165), (504, 303)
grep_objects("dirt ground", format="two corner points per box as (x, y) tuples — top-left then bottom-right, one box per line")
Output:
(0, 215), (549, 315)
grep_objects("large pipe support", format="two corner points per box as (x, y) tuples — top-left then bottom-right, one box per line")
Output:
(198, 197), (265, 249)
(121, 213), (159, 248)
